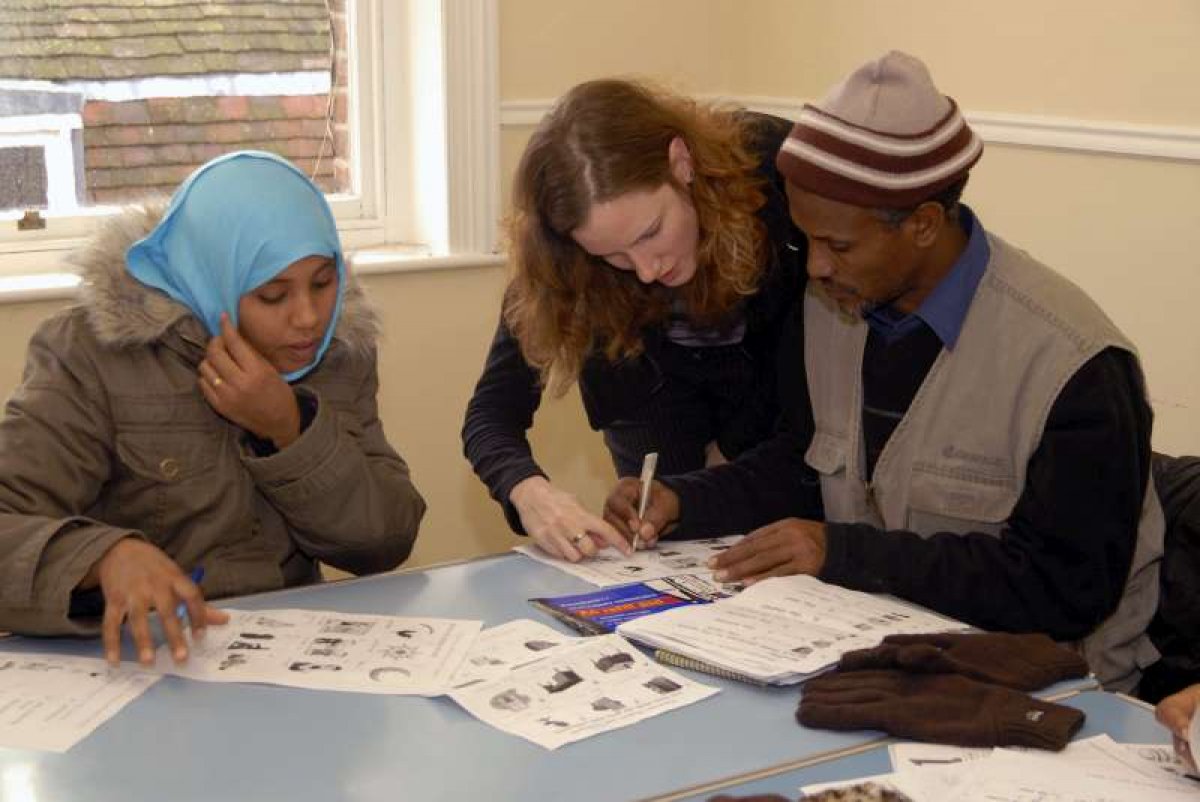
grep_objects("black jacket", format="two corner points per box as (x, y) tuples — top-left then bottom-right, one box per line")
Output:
(663, 293), (1151, 644)
(462, 113), (807, 533)
(1140, 453), (1200, 702)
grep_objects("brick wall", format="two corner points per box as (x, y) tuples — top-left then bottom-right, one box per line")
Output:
(83, 94), (339, 201)
(80, 11), (348, 203)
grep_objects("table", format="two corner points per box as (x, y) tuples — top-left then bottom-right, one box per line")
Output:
(0, 553), (948, 802)
(674, 690), (1170, 800)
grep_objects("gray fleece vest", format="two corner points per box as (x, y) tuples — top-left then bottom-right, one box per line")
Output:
(804, 233), (1162, 692)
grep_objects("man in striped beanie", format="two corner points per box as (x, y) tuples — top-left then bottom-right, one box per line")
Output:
(625, 52), (1163, 694)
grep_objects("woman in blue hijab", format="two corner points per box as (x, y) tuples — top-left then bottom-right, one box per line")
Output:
(127, 150), (345, 382)
(0, 151), (426, 666)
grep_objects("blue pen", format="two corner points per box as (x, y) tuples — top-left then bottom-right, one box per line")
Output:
(175, 566), (205, 625)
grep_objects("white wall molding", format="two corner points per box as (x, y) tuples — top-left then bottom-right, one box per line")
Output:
(501, 95), (1200, 163)
(443, 0), (500, 255)
(500, 99), (554, 127)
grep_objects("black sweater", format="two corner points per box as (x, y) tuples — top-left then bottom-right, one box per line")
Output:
(663, 294), (1151, 643)
(462, 113), (807, 534)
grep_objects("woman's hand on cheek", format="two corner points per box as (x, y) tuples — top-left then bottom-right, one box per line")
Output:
(199, 313), (302, 448)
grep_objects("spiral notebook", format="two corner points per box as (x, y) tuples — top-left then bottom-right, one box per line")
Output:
(617, 575), (971, 686)
(651, 649), (773, 687)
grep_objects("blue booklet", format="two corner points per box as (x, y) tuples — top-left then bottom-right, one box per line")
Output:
(529, 574), (737, 636)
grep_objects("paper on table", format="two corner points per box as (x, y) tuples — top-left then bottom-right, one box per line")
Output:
(449, 619), (575, 689)
(889, 742), (993, 771)
(620, 575), (970, 685)
(450, 633), (718, 750)
(0, 653), (159, 753)
(804, 735), (1199, 801)
(891, 737), (1195, 781)
(968, 740), (1197, 801)
(514, 536), (742, 586)
(155, 608), (481, 695)
(1121, 742), (1196, 782)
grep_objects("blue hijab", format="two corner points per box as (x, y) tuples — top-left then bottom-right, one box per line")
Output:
(126, 150), (345, 382)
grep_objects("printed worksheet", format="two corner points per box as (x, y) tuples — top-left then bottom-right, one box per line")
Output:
(888, 742), (995, 771)
(619, 575), (970, 684)
(154, 609), (481, 695)
(890, 737), (1196, 783)
(450, 619), (574, 689)
(514, 536), (741, 586)
(451, 633), (718, 750)
(802, 735), (1199, 801)
(0, 653), (160, 752)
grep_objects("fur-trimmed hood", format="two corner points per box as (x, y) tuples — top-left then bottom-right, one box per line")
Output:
(68, 200), (379, 355)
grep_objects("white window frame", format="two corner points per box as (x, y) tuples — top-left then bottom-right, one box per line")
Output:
(0, 0), (501, 293)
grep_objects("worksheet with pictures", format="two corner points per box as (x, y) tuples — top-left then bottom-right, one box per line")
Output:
(449, 618), (574, 689)
(451, 633), (718, 750)
(0, 653), (160, 753)
(155, 609), (482, 695)
(514, 535), (742, 586)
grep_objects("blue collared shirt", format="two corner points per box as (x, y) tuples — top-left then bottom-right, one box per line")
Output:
(864, 205), (991, 349)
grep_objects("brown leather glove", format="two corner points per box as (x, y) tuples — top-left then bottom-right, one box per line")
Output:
(836, 632), (1089, 692)
(797, 670), (1085, 750)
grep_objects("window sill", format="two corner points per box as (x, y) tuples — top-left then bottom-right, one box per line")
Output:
(0, 249), (507, 306)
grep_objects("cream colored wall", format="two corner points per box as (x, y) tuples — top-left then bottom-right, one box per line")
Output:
(0, 299), (69, 386)
(730, 1), (1200, 125)
(500, 0), (739, 97)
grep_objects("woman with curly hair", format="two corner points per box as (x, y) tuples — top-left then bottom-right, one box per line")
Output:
(463, 79), (806, 561)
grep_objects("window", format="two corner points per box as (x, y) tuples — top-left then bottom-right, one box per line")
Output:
(0, 0), (499, 284)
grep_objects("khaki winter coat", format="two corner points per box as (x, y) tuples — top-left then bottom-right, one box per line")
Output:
(0, 205), (426, 635)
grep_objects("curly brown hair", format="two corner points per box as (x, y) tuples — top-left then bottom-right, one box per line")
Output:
(503, 79), (769, 395)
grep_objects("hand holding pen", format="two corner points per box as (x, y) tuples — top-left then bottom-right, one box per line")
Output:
(82, 538), (228, 666)
(602, 453), (682, 548)
(632, 452), (658, 552)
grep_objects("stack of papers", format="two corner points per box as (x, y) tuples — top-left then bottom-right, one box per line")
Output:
(618, 575), (970, 685)
(801, 735), (1198, 800)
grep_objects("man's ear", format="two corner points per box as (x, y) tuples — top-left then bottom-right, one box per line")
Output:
(906, 201), (947, 248)
(668, 136), (694, 184)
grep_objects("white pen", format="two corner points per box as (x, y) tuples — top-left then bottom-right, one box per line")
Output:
(632, 452), (659, 552)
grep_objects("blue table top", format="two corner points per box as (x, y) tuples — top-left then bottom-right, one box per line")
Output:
(0, 554), (910, 802)
(673, 690), (1170, 801)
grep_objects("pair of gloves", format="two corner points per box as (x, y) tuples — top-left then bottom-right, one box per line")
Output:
(796, 632), (1090, 751)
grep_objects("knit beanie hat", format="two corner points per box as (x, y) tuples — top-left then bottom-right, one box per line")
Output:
(776, 51), (983, 209)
